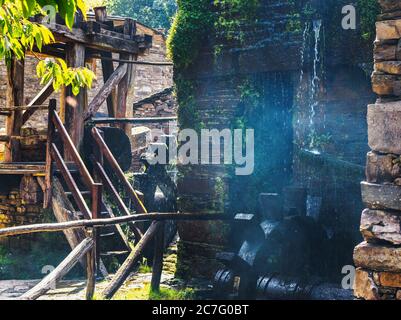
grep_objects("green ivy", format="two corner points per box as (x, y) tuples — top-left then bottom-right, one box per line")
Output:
(357, 0), (380, 41)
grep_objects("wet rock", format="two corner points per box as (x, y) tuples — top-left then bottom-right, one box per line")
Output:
(375, 271), (401, 288)
(360, 209), (401, 245)
(397, 290), (401, 300)
(368, 102), (401, 154)
(361, 181), (401, 210)
(366, 152), (400, 184)
(376, 20), (401, 40)
(374, 42), (397, 61)
(354, 242), (401, 273)
(371, 73), (401, 96)
(353, 269), (380, 300)
(376, 61), (401, 75)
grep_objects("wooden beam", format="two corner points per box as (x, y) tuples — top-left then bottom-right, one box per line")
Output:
(0, 213), (230, 238)
(92, 116), (177, 124)
(84, 64), (127, 121)
(102, 221), (160, 299)
(5, 57), (24, 162)
(151, 222), (165, 292)
(65, 42), (86, 159)
(22, 81), (55, 125)
(20, 238), (94, 300)
(48, 24), (141, 55)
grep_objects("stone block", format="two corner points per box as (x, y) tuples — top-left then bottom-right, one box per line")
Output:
(375, 61), (401, 75)
(374, 42), (397, 61)
(372, 73), (401, 96)
(366, 152), (401, 184)
(368, 102), (401, 154)
(360, 209), (401, 245)
(354, 242), (401, 273)
(354, 268), (380, 300)
(376, 20), (401, 40)
(379, 0), (401, 13)
(375, 271), (401, 287)
(361, 181), (401, 210)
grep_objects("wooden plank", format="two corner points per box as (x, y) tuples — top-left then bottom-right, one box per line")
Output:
(95, 161), (143, 240)
(20, 237), (94, 300)
(100, 52), (117, 117)
(0, 162), (46, 175)
(5, 57), (24, 162)
(83, 64), (127, 120)
(44, 100), (56, 208)
(52, 110), (95, 190)
(48, 23), (141, 54)
(151, 222), (165, 292)
(22, 81), (54, 125)
(51, 177), (87, 268)
(51, 143), (92, 219)
(92, 127), (148, 214)
(92, 116), (177, 124)
(65, 42), (86, 160)
(102, 221), (160, 299)
(0, 213), (230, 238)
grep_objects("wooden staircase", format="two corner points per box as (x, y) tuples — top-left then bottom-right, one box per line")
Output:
(45, 100), (148, 277)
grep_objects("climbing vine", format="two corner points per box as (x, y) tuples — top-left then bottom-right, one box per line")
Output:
(357, 0), (380, 40)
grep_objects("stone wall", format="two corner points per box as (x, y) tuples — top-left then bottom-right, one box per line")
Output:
(353, 0), (401, 300)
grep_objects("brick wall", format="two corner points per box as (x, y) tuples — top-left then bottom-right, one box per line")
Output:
(353, 0), (401, 300)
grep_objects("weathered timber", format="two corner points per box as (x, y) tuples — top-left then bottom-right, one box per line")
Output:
(91, 116), (177, 124)
(44, 100), (56, 208)
(65, 42), (86, 160)
(51, 110), (95, 189)
(51, 143), (92, 219)
(102, 221), (160, 299)
(361, 181), (401, 211)
(95, 161), (143, 240)
(20, 237), (94, 300)
(0, 162), (46, 175)
(92, 127), (147, 214)
(52, 177), (87, 267)
(151, 222), (165, 292)
(361, 209), (401, 245)
(85, 229), (96, 300)
(22, 81), (54, 125)
(5, 56), (24, 162)
(48, 24), (142, 54)
(84, 64), (128, 120)
(0, 213), (230, 238)
(94, 56), (173, 66)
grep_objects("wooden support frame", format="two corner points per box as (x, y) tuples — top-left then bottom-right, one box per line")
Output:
(5, 56), (25, 162)
(22, 81), (55, 125)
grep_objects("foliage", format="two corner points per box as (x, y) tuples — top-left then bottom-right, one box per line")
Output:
(357, 0), (380, 40)
(112, 283), (195, 300)
(0, 0), (95, 94)
(106, 0), (177, 30)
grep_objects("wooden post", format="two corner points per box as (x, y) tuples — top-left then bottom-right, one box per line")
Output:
(102, 221), (161, 299)
(65, 42), (87, 160)
(91, 183), (102, 278)
(116, 19), (136, 134)
(44, 99), (57, 208)
(85, 228), (96, 300)
(94, 7), (117, 118)
(5, 56), (24, 162)
(151, 222), (165, 292)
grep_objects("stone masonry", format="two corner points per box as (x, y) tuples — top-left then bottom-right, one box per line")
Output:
(353, 0), (401, 300)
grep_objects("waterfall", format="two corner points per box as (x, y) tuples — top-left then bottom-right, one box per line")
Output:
(308, 19), (322, 151)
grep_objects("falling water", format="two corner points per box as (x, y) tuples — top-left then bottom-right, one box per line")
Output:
(308, 19), (322, 151)
(298, 23), (310, 86)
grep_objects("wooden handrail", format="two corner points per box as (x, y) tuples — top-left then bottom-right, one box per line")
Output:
(51, 143), (92, 219)
(94, 161), (143, 240)
(91, 127), (148, 214)
(51, 110), (95, 190)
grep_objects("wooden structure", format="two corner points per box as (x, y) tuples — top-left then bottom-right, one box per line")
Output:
(0, 7), (187, 300)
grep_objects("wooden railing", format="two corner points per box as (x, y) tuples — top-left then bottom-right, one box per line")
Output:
(45, 99), (101, 299)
